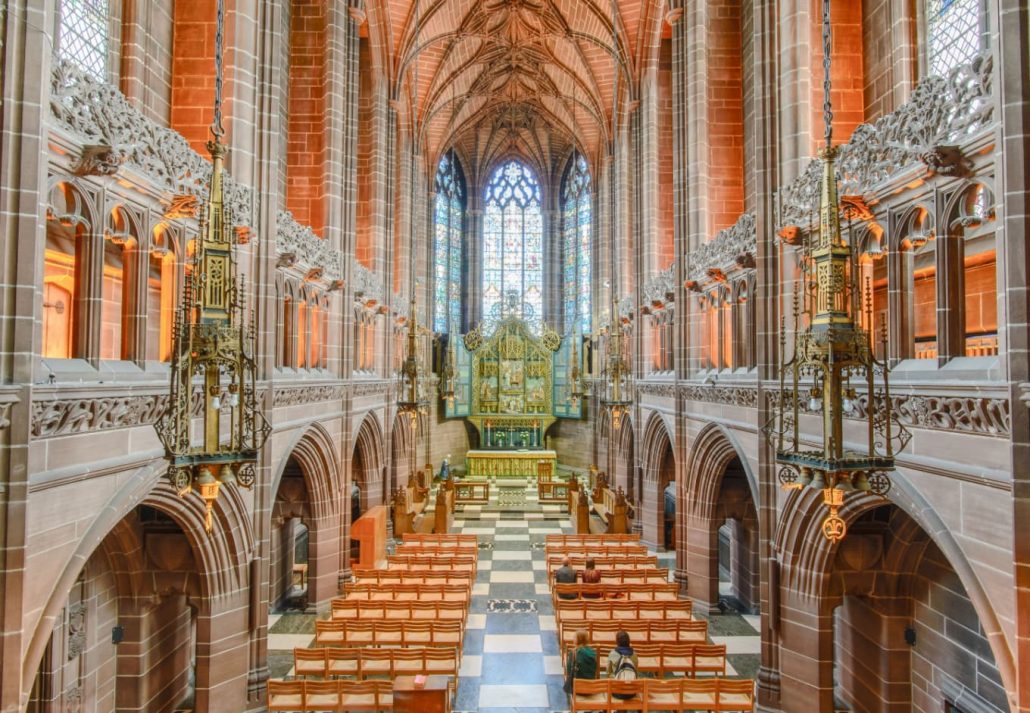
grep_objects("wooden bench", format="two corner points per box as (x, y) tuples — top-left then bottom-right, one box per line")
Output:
(558, 619), (709, 657)
(549, 568), (671, 586)
(292, 646), (460, 682)
(342, 583), (471, 603)
(565, 642), (727, 678)
(547, 555), (659, 574)
(453, 480), (490, 503)
(314, 619), (463, 649)
(537, 478), (571, 504)
(571, 677), (755, 712)
(555, 600), (694, 639)
(387, 555), (477, 575)
(545, 544), (649, 558)
(351, 571), (473, 587)
(268, 679), (393, 711)
(546, 534), (641, 546)
(551, 582), (680, 608)
(401, 533), (477, 546)
(330, 599), (468, 623)
(394, 544), (478, 558)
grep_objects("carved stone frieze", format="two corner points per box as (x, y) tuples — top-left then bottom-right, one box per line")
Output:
(66, 602), (86, 659)
(682, 384), (759, 408)
(0, 401), (12, 430)
(352, 263), (385, 307)
(31, 390), (203, 439)
(352, 381), (393, 398)
(272, 384), (346, 408)
(276, 211), (342, 283)
(49, 60), (252, 228)
(74, 144), (125, 176)
(686, 212), (756, 283)
(640, 265), (677, 313)
(778, 53), (993, 230)
(636, 381), (677, 398)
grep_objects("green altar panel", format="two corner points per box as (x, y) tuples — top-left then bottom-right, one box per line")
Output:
(465, 449), (557, 479)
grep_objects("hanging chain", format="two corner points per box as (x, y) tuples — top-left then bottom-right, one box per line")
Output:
(211, 0), (225, 139)
(821, 0), (833, 148)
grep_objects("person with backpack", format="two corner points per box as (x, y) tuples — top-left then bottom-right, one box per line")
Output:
(564, 630), (598, 698)
(607, 630), (639, 700)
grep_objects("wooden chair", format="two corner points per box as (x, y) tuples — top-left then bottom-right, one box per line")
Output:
(423, 647), (460, 676)
(268, 680), (305, 712)
(339, 680), (392, 712)
(302, 680), (341, 712)
(325, 647), (361, 678)
(645, 679), (686, 711)
(357, 648), (393, 679)
(608, 681), (643, 711)
(294, 648), (328, 679)
(716, 679), (756, 711)
(681, 678), (720, 710)
(692, 644), (729, 677)
(570, 679), (609, 712)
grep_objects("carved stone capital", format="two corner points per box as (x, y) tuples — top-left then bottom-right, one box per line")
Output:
(74, 144), (125, 176)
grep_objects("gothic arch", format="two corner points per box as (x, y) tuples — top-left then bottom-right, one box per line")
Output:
(271, 422), (343, 520)
(683, 422), (758, 520)
(639, 411), (674, 481)
(353, 411), (387, 507)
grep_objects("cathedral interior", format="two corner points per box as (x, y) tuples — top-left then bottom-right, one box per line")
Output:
(1, 0), (1029, 711)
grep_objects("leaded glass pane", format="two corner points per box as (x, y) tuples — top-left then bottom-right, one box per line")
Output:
(927, 0), (983, 77)
(482, 160), (544, 333)
(433, 150), (465, 333)
(561, 154), (592, 335)
(57, 0), (110, 81)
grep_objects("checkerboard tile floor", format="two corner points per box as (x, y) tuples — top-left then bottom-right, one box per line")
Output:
(266, 478), (761, 711)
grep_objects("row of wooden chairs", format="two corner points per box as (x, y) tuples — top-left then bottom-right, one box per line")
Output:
(342, 583), (470, 602)
(571, 677), (755, 712)
(546, 534), (641, 546)
(567, 642), (728, 678)
(401, 533), (477, 545)
(547, 555), (659, 573)
(386, 555), (476, 574)
(558, 619), (708, 655)
(555, 600), (694, 639)
(552, 582), (679, 607)
(351, 571), (472, 587)
(394, 544), (478, 557)
(548, 568), (671, 586)
(314, 619), (463, 648)
(268, 679), (394, 712)
(330, 599), (467, 622)
(544, 544), (649, 558)
(292, 646), (459, 680)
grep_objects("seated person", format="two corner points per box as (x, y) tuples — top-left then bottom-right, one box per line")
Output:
(607, 630), (639, 700)
(564, 629), (598, 697)
(580, 557), (602, 597)
(554, 556), (578, 599)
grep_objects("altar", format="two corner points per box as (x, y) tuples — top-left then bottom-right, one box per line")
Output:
(466, 449), (557, 479)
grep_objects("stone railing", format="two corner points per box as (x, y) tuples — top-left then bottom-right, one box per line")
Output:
(685, 212), (756, 285)
(276, 211), (343, 284)
(777, 53), (994, 230)
(49, 60), (252, 229)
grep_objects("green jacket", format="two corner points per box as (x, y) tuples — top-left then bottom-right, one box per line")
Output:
(565, 645), (599, 689)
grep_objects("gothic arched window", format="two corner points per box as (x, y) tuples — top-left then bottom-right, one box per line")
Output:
(433, 150), (464, 334)
(926, 0), (986, 77)
(482, 160), (543, 332)
(562, 154), (592, 334)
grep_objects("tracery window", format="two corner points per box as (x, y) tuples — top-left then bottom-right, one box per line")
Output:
(483, 160), (544, 333)
(926, 0), (985, 77)
(56, 0), (111, 81)
(562, 154), (592, 335)
(433, 151), (464, 334)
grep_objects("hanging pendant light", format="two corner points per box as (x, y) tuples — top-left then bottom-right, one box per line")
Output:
(768, 0), (909, 542)
(156, 0), (269, 532)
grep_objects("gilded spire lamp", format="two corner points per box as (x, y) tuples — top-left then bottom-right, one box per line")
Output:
(770, 0), (909, 542)
(156, 0), (269, 532)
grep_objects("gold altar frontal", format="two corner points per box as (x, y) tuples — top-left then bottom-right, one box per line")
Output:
(465, 450), (557, 479)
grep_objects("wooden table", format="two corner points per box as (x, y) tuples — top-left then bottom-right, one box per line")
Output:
(393, 675), (452, 713)
(465, 449), (557, 479)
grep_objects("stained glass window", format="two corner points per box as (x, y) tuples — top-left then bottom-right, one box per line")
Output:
(482, 160), (544, 333)
(561, 154), (592, 335)
(927, 0), (985, 77)
(56, 0), (111, 81)
(433, 150), (465, 333)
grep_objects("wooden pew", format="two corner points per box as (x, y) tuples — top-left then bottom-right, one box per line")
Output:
(394, 544), (478, 558)
(557, 619), (709, 658)
(330, 599), (468, 623)
(547, 555), (659, 574)
(570, 677), (756, 712)
(268, 679), (393, 711)
(551, 582), (680, 608)
(314, 619), (463, 649)
(545, 534), (641, 546)
(387, 554), (477, 575)
(391, 481), (428, 536)
(548, 568), (671, 586)
(563, 642), (727, 678)
(544, 544), (649, 558)
(351, 570), (473, 587)
(293, 646), (460, 682)
(555, 600), (694, 639)
(342, 583), (471, 602)
(401, 533), (477, 546)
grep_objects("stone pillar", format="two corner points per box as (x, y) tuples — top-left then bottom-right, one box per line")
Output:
(194, 593), (252, 712)
(685, 513), (720, 614)
(777, 590), (835, 711)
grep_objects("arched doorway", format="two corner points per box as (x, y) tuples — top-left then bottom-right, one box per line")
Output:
(640, 414), (676, 549)
(682, 423), (758, 613)
(271, 457), (312, 611)
(351, 414), (386, 512)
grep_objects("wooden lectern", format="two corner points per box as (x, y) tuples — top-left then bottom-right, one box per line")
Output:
(350, 505), (387, 570)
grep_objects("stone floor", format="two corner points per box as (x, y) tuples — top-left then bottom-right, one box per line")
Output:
(267, 478), (761, 712)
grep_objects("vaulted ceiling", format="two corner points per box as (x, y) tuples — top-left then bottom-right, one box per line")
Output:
(365, 0), (669, 177)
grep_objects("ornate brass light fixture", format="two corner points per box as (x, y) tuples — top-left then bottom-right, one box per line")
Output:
(770, 0), (908, 542)
(567, 336), (585, 409)
(157, 0), (269, 532)
(398, 293), (430, 422)
(440, 336), (457, 407)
